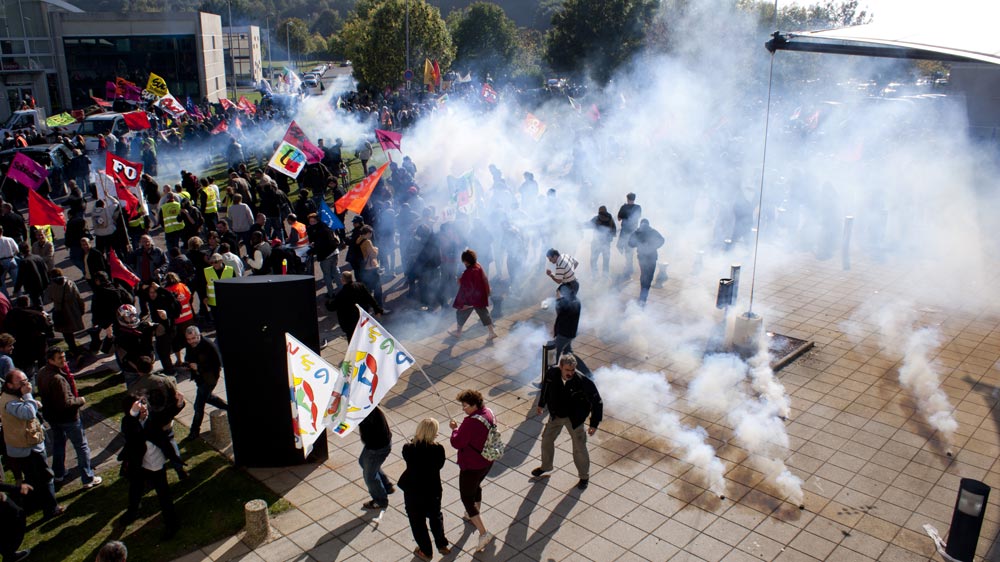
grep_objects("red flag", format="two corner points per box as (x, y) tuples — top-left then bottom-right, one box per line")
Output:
(282, 121), (324, 164)
(219, 98), (236, 111)
(27, 188), (66, 226)
(335, 163), (388, 214)
(210, 120), (228, 135)
(106, 153), (143, 189)
(432, 60), (441, 87)
(237, 95), (257, 115)
(123, 111), (151, 130)
(90, 96), (112, 108)
(109, 249), (139, 288)
(234, 115), (242, 130)
(375, 129), (402, 152)
(481, 83), (498, 104)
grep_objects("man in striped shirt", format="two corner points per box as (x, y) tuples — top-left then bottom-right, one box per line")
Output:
(545, 249), (579, 296)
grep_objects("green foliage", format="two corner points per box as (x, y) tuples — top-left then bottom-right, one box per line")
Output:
(343, 0), (454, 91)
(544, 0), (656, 84)
(739, 0), (872, 31)
(312, 8), (345, 36)
(511, 27), (544, 85)
(277, 17), (313, 57)
(449, 2), (519, 81)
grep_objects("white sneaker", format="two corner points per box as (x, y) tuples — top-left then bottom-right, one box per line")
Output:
(83, 476), (103, 489)
(476, 531), (494, 552)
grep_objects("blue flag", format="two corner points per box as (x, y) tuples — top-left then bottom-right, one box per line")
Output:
(319, 199), (344, 230)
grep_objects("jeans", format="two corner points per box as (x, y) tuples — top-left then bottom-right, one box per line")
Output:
(191, 379), (228, 434)
(68, 247), (85, 277)
(319, 253), (341, 297)
(590, 242), (611, 274)
(359, 444), (392, 504)
(51, 419), (96, 484)
(618, 235), (635, 277)
(539, 416), (590, 480)
(638, 258), (656, 304)
(0, 257), (18, 298)
(547, 336), (591, 376)
(359, 268), (383, 307)
(127, 467), (178, 528)
(9, 450), (58, 516)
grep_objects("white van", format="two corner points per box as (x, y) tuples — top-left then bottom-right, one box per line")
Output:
(78, 113), (129, 153)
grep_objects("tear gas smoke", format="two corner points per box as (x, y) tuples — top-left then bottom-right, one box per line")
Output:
(486, 322), (550, 381)
(748, 336), (791, 419)
(594, 365), (727, 498)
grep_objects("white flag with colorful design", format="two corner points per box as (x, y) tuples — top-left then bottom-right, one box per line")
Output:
(333, 306), (415, 437)
(286, 333), (351, 455)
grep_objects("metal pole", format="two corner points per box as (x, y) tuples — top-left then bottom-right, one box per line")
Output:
(405, 0), (410, 89)
(266, 16), (272, 83)
(286, 22), (290, 70)
(227, 0), (236, 100)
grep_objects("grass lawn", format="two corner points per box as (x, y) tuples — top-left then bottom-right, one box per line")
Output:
(11, 366), (291, 562)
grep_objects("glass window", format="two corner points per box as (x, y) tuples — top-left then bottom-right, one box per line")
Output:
(29, 40), (51, 54)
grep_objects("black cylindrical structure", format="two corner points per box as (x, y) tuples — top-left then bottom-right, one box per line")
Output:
(542, 342), (558, 376)
(945, 478), (990, 561)
(214, 275), (328, 467)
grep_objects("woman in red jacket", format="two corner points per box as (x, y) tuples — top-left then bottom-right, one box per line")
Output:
(449, 389), (496, 552)
(448, 249), (498, 341)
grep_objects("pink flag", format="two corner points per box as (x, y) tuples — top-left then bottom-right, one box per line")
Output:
(375, 129), (402, 153)
(105, 81), (118, 100)
(7, 152), (49, 190)
(123, 84), (143, 102)
(282, 121), (324, 164)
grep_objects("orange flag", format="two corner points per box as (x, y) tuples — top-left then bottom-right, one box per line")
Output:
(335, 164), (388, 214)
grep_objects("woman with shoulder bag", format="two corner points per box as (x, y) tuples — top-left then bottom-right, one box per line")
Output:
(400, 418), (451, 560)
(449, 389), (496, 552)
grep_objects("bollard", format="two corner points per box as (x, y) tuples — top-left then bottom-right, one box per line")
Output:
(730, 264), (741, 302)
(733, 312), (763, 354)
(716, 279), (734, 310)
(209, 409), (231, 447)
(945, 479), (991, 561)
(841, 215), (854, 271)
(243, 499), (271, 546)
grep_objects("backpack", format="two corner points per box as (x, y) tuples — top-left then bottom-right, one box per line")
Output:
(471, 414), (504, 461)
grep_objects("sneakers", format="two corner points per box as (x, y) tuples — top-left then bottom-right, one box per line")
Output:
(362, 500), (386, 510)
(530, 467), (549, 477)
(576, 479), (589, 490)
(413, 547), (432, 561)
(83, 476), (103, 489)
(476, 531), (494, 552)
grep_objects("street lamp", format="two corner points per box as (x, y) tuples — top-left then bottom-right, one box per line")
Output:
(265, 14), (273, 82)
(227, 0), (236, 99)
(286, 21), (291, 70)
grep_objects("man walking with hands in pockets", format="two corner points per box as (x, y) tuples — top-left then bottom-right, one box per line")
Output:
(532, 354), (603, 490)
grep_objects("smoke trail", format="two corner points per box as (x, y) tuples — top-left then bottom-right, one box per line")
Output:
(594, 365), (727, 498)
(748, 335), (791, 419)
(486, 321), (550, 381)
(873, 303), (958, 448)
(688, 353), (803, 506)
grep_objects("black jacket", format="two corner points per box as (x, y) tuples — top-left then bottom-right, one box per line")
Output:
(185, 337), (222, 387)
(358, 407), (391, 449)
(539, 367), (603, 430)
(331, 282), (382, 337)
(14, 254), (48, 295)
(399, 441), (445, 498)
(554, 296), (581, 339)
(628, 225), (665, 261)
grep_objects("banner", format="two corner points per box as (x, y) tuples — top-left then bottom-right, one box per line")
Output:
(333, 307), (414, 437)
(432, 60), (441, 88)
(6, 152), (48, 190)
(423, 59), (434, 90)
(123, 84), (143, 102)
(450, 170), (477, 213)
(123, 111), (151, 130)
(267, 141), (308, 179)
(105, 81), (118, 100)
(334, 163), (388, 214)
(210, 120), (228, 135)
(27, 189), (65, 226)
(90, 96), (112, 108)
(286, 333), (352, 455)
(106, 153), (143, 189)
(146, 72), (169, 97)
(156, 93), (187, 118)
(524, 113), (546, 141)
(219, 97), (236, 111)
(45, 113), (76, 128)
(318, 199), (345, 230)
(282, 121), (324, 164)
(374, 129), (401, 153)
(109, 249), (140, 288)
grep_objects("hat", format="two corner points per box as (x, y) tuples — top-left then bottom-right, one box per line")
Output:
(352, 216), (364, 223)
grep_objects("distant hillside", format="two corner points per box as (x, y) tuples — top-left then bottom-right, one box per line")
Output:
(429, 0), (542, 27)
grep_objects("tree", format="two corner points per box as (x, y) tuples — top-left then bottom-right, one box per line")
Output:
(312, 8), (344, 36)
(449, 3), (518, 82)
(544, 0), (656, 84)
(277, 17), (311, 61)
(341, 0), (454, 91)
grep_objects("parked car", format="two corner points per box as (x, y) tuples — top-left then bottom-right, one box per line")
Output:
(303, 78), (324, 96)
(0, 143), (74, 203)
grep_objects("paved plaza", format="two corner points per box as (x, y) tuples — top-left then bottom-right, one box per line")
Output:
(161, 243), (1000, 562)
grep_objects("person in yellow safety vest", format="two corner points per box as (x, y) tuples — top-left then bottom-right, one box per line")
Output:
(126, 204), (149, 252)
(285, 214), (311, 271)
(173, 184), (190, 202)
(198, 177), (220, 233)
(159, 194), (185, 250)
(203, 253), (233, 325)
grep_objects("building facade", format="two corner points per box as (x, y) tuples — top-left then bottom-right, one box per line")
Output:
(222, 25), (262, 88)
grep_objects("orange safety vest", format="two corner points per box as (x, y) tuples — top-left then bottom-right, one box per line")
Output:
(290, 221), (309, 250)
(166, 282), (194, 323)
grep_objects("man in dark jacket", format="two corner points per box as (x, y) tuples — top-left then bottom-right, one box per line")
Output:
(548, 285), (591, 377)
(37, 348), (101, 488)
(329, 271), (382, 340)
(130, 235), (167, 285)
(182, 326), (228, 442)
(13, 243), (48, 308)
(533, 354), (603, 490)
(139, 281), (180, 374)
(628, 219), (665, 306)
(358, 406), (394, 509)
(616, 193), (642, 280)
(4, 296), (51, 377)
(118, 396), (180, 539)
(589, 205), (616, 275)
(306, 213), (341, 298)
(0, 478), (32, 561)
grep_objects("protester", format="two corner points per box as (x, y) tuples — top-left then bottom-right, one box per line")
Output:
(448, 389), (496, 552)
(0, 225), (20, 299)
(182, 326), (228, 442)
(544, 248), (579, 297)
(589, 205), (617, 275)
(358, 406), (394, 510)
(0, 478), (31, 562)
(533, 354), (603, 490)
(47, 268), (87, 357)
(449, 249), (497, 342)
(118, 396), (180, 540)
(96, 541), (128, 562)
(628, 219), (665, 306)
(36, 348), (102, 489)
(13, 242), (49, 308)
(548, 285), (591, 376)
(400, 418), (451, 560)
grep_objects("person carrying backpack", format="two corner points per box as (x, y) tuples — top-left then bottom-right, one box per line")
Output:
(449, 389), (498, 553)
